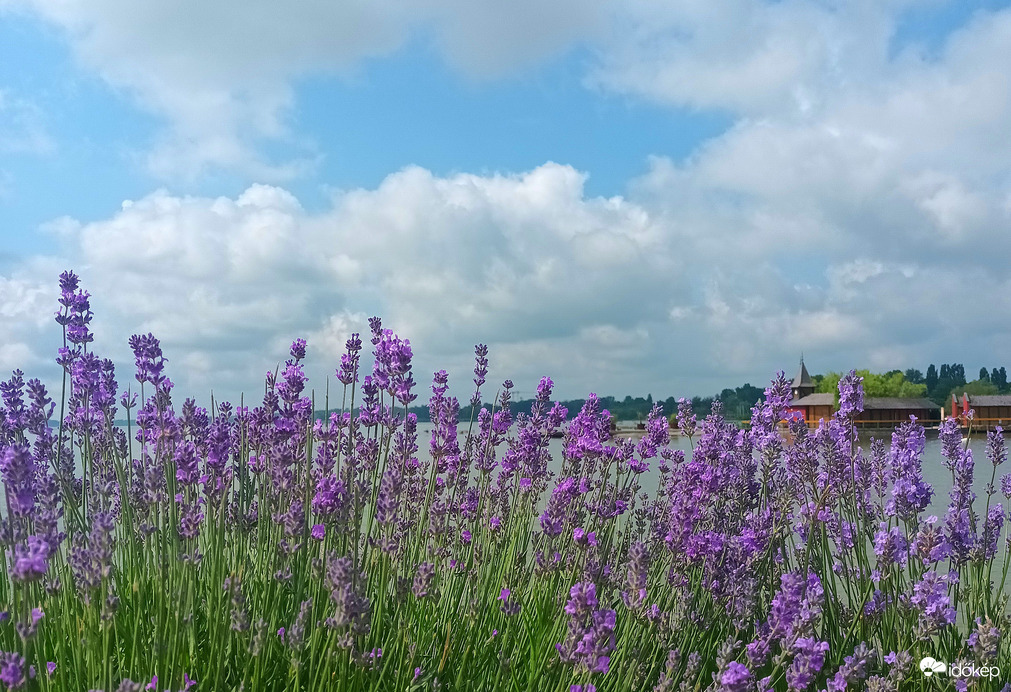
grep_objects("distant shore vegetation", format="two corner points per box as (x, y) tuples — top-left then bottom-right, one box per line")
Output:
(398, 364), (1009, 427)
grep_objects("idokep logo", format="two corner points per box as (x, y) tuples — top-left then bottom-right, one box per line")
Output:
(920, 656), (1001, 681)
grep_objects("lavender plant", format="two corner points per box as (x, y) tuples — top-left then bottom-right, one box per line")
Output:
(1, 271), (1010, 690)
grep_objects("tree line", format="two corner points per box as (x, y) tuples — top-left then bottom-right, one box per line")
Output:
(401, 385), (767, 424)
(386, 363), (1011, 425)
(813, 363), (1009, 408)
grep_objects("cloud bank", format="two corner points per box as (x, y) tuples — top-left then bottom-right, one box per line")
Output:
(6, 153), (1011, 405)
(2, 1), (1010, 405)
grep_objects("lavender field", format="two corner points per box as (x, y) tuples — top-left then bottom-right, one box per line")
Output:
(2, 271), (1010, 691)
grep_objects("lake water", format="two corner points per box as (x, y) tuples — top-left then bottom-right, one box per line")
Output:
(415, 425), (1005, 520)
(43, 423), (1006, 521)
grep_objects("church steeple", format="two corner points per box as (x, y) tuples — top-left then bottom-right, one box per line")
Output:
(792, 356), (815, 400)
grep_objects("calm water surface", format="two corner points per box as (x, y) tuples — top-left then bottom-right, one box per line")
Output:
(65, 424), (1003, 519)
(414, 426), (1003, 518)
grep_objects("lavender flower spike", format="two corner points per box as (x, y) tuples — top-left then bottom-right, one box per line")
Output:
(837, 370), (864, 419)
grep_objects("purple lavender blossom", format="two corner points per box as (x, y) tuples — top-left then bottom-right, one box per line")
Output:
(676, 397), (697, 439)
(371, 328), (415, 405)
(471, 344), (489, 406)
(1, 370), (27, 433)
(980, 504), (1004, 560)
(276, 359), (308, 407)
(825, 643), (872, 691)
(357, 376), (381, 427)
(174, 440), (201, 486)
(886, 419), (932, 520)
(369, 316), (382, 344)
(178, 500), (205, 540)
(56, 271), (94, 348)
(336, 333), (363, 385)
(412, 562), (435, 599)
(0, 652), (28, 689)
(748, 571), (823, 667)
(564, 394), (612, 463)
(988, 426), (1007, 467)
(967, 616), (1001, 660)
(750, 373), (792, 437)
(375, 463), (403, 526)
(786, 638), (829, 691)
(286, 599), (312, 650)
(15, 608), (43, 641)
(564, 581), (598, 616)
(324, 556), (371, 635)
(912, 516), (951, 565)
(939, 418), (963, 470)
(636, 403), (669, 461)
(498, 588), (521, 617)
(837, 370), (864, 419)
(57, 269), (78, 297)
(719, 661), (753, 692)
(11, 536), (48, 582)
(540, 477), (578, 536)
(556, 581), (616, 675)
(910, 571), (956, 636)
(128, 333), (169, 390)
(313, 476), (347, 517)
(945, 445), (976, 564)
(1, 444), (36, 517)
(621, 541), (649, 610)
(68, 511), (116, 596)
(873, 523), (909, 567)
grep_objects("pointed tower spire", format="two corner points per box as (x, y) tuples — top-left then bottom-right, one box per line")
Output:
(792, 356), (815, 400)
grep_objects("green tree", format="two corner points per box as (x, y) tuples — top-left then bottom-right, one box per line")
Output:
(815, 373), (840, 395)
(736, 384), (763, 406)
(664, 396), (677, 415)
(992, 367), (1008, 392)
(952, 363), (966, 385)
(926, 364), (938, 394)
(938, 378), (998, 406)
(815, 370), (927, 400)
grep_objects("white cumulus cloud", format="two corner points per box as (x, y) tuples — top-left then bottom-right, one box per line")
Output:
(3, 1), (1011, 406)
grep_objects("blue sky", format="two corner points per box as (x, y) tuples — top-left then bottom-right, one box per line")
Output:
(2, 19), (732, 255)
(2, 0), (1011, 405)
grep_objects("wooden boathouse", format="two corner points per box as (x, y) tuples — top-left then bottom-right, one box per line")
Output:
(853, 397), (941, 429)
(789, 393), (835, 426)
(785, 358), (942, 429)
(788, 358), (835, 424)
(962, 395), (1011, 431)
